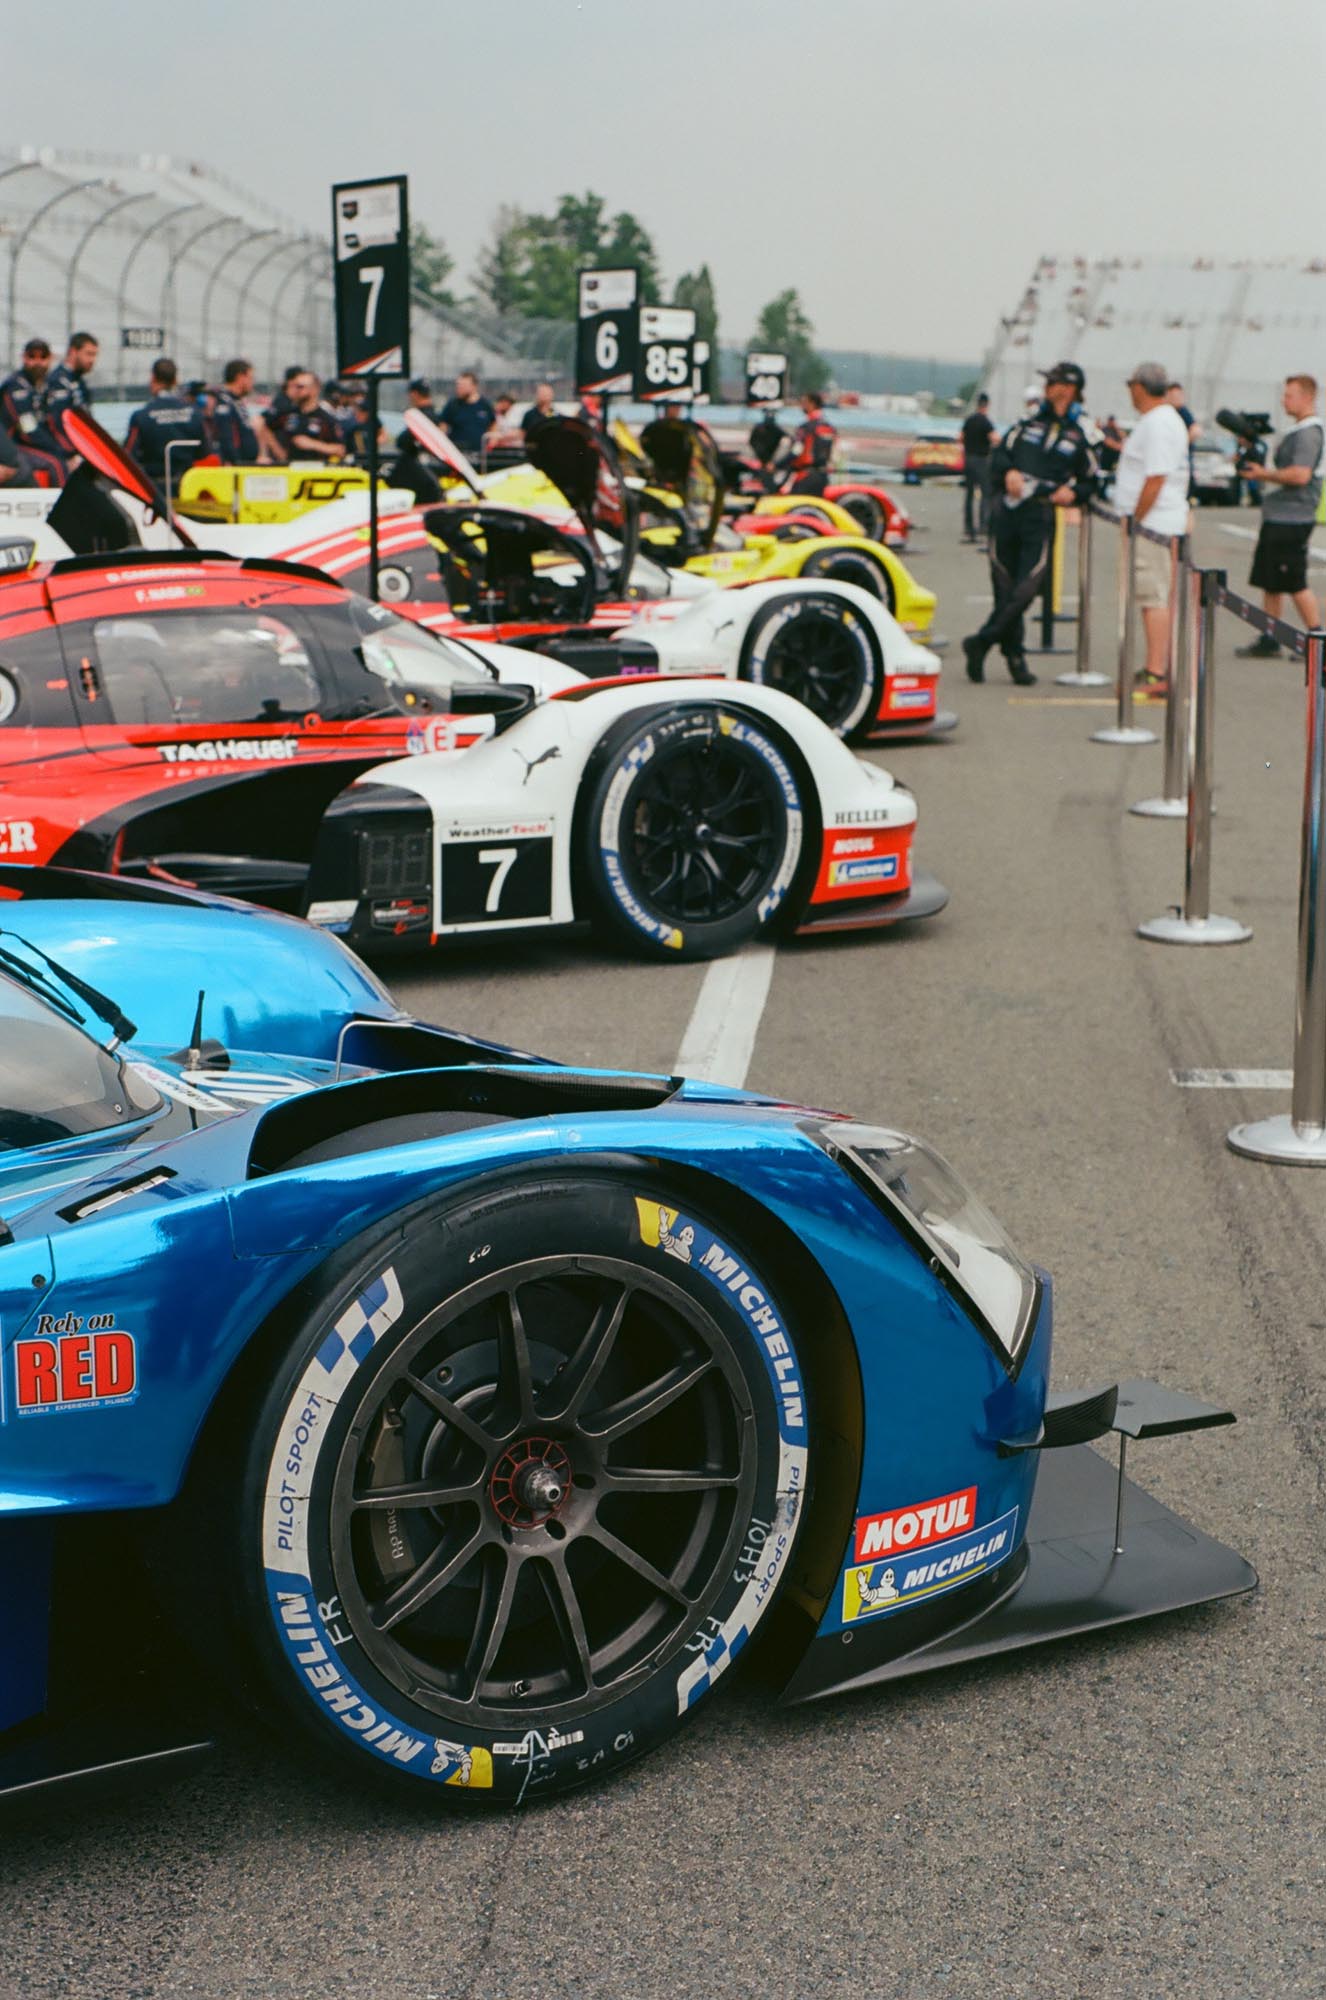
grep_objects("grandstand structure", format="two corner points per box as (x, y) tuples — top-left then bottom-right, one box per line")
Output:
(980, 254), (1326, 423)
(0, 147), (571, 396)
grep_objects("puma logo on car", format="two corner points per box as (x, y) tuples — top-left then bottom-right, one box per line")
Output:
(513, 745), (561, 785)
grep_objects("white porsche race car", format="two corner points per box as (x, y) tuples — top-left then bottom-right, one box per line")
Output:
(302, 672), (947, 962)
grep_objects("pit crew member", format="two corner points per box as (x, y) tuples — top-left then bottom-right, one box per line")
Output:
(786, 391), (837, 497)
(439, 371), (496, 456)
(125, 357), (206, 484)
(0, 337), (65, 484)
(208, 358), (273, 465)
(42, 331), (100, 466)
(962, 361), (1096, 687)
(272, 371), (346, 461)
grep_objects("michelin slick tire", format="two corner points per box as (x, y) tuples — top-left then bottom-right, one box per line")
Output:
(798, 547), (893, 608)
(578, 705), (805, 960)
(739, 590), (884, 742)
(233, 1175), (810, 1805)
(835, 492), (887, 541)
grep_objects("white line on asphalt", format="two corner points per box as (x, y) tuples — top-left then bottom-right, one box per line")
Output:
(674, 944), (777, 1086)
(1170, 1067), (1292, 1088)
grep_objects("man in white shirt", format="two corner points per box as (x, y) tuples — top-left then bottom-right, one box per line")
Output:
(1111, 362), (1191, 692)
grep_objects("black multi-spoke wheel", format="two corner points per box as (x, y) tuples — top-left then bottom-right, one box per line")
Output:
(226, 1176), (809, 1803)
(330, 1255), (755, 1718)
(835, 491), (887, 541)
(740, 590), (884, 741)
(580, 706), (805, 959)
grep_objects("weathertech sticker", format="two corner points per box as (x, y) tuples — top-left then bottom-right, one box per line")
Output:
(842, 1506), (1018, 1622)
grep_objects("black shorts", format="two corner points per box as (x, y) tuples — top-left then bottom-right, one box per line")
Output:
(1250, 520), (1314, 595)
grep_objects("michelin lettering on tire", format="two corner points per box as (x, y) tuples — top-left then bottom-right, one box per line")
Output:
(260, 1264), (492, 1790)
(745, 596), (876, 738)
(596, 711), (803, 948)
(634, 1198), (809, 1714)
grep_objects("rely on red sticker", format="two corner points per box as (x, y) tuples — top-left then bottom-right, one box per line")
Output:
(10, 1312), (138, 1416)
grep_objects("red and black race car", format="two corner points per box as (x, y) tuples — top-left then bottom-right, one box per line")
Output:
(0, 540), (558, 903)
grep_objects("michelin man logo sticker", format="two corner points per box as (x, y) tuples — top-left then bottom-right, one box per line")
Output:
(431, 1740), (494, 1789)
(855, 1565), (899, 1609)
(634, 1200), (693, 1264)
(843, 1507), (1019, 1623)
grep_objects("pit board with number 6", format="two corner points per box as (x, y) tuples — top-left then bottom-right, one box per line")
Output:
(577, 269), (640, 396)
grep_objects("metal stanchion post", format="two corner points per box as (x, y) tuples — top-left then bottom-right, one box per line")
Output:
(1229, 628), (1326, 1161)
(1131, 532), (1192, 816)
(1056, 505), (1110, 687)
(1092, 515), (1157, 744)
(1138, 566), (1250, 946)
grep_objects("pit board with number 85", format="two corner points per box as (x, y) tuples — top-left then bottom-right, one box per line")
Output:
(636, 307), (696, 404)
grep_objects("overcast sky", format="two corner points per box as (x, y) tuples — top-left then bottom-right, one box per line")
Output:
(11, 0), (1324, 362)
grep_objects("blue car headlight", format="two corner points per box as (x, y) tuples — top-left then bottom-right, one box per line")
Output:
(816, 1123), (1040, 1369)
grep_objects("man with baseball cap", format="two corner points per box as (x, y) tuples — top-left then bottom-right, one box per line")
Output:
(963, 361), (1096, 686)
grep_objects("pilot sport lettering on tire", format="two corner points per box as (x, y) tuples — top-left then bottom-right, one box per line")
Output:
(579, 705), (804, 961)
(239, 1177), (809, 1804)
(739, 591), (884, 742)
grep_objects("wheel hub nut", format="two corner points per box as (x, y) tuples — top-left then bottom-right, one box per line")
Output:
(489, 1436), (573, 1529)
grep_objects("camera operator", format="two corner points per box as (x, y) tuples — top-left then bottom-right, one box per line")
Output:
(1236, 374), (1323, 657)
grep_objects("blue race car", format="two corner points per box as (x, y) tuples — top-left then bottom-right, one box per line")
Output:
(0, 867), (1255, 1807)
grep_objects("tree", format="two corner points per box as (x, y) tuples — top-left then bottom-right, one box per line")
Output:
(753, 287), (829, 395)
(674, 264), (719, 358)
(409, 223), (454, 309)
(473, 205), (527, 317)
(603, 211), (663, 306)
(471, 192), (664, 322)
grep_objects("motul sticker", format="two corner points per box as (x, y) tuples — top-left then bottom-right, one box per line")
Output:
(10, 1313), (138, 1415)
(844, 1508), (1017, 1623)
(853, 1485), (977, 1562)
(813, 826), (910, 902)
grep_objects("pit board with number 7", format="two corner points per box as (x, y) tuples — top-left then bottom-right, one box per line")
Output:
(331, 175), (411, 379)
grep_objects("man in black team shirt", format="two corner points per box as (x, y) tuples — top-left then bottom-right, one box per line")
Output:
(42, 332), (99, 470)
(960, 393), (997, 542)
(273, 372), (346, 461)
(125, 358), (205, 485)
(0, 338), (65, 484)
(962, 362), (1096, 687)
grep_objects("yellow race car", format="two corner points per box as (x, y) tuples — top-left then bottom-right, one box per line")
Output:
(481, 418), (936, 638)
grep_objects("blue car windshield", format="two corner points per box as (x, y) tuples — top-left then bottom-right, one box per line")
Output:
(0, 975), (160, 1151)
